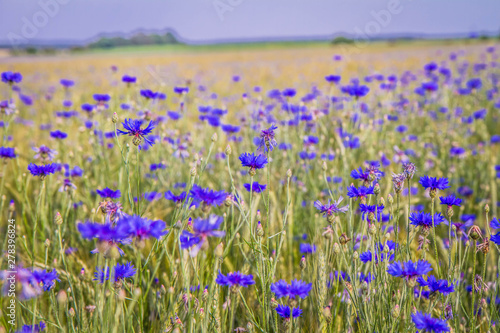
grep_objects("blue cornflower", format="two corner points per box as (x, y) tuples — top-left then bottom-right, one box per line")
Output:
(359, 204), (384, 222)
(0, 147), (16, 159)
(32, 269), (59, 291)
(140, 89), (159, 99)
(466, 78), (482, 90)
(60, 79), (74, 88)
(15, 321), (46, 333)
(96, 187), (121, 199)
(180, 215), (225, 256)
(282, 88), (296, 98)
(81, 103), (94, 113)
(77, 222), (130, 255)
(93, 94), (111, 103)
(1, 71), (22, 84)
(325, 75), (341, 84)
(221, 124), (240, 133)
(387, 260), (432, 280)
(300, 243), (316, 254)
(314, 196), (349, 217)
(271, 279), (312, 299)
(417, 275), (455, 296)
(419, 176), (450, 192)
(258, 124), (278, 151)
(165, 190), (187, 204)
(347, 185), (374, 200)
(275, 305), (302, 319)
(411, 311), (450, 333)
(490, 217), (500, 230)
(117, 118), (156, 147)
(27, 163), (59, 178)
(491, 232), (500, 245)
(439, 194), (462, 207)
(189, 184), (227, 207)
(174, 86), (189, 94)
(122, 75), (136, 84)
(341, 84), (369, 98)
(216, 271), (255, 288)
(360, 241), (397, 264)
(409, 212), (445, 228)
(119, 214), (167, 240)
(244, 182), (267, 193)
(94, 262), (136, 284)
(50, 130), (68, 139)
(239, 152), (268, 172)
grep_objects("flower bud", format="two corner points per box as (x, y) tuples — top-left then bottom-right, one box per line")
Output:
(256, 221), (264, 238)
(353, 251), (359, 260)
(286, 169), (292, 178)
(211, 132), (218, 142)
(322, 161), (327, 171)
(333, 243), (340, 254)
(224, 144), (232, 155)
(55, 212), (63, 225)
(391, 305), (400, 318)
(485, 204), (490, 214)
(112, 112), (118, 123)
(300, 255), (307, 270)
(387, 194), (393, 204)
(373, 183), (380, 195)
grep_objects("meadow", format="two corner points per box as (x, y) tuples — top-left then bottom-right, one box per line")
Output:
(0, 40), (499, 332)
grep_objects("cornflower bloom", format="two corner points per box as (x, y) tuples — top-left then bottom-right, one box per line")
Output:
(0, 267), (41, 300)
(347, 185), (374, 201)
(387, 260), (432, 286)
(180, 215), (225, 256)
(96, 187), (121, 199)
(94, 262), (136, 284)
(189, 184), (228, 208)
(1, 71), (22, 85)
(77, 222), (131, 256)
(27, 163), (59, 178)
(0, 147), (16, 159)
(244, 182), (267, 193)
(314, 196), (349, 220)
(275, 305), (302, 318)
(239, 152), (268, 175)
(270, 279), (312, 299)
(15, 322), (46, 333)
(419, 176), (450, 197)
(417, 275), (455, 296)
(392, 173), (406, 194)
(117, 118), (156, 147)
(216, 271), (255, 292)
(258, 124), (278, 151)
(411, 311), (450, 333)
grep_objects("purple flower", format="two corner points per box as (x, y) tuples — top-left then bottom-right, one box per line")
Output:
(419, 176), (450, 191)
(94, 262), (136, 284)
(180, 215), (225, 256)
(32, 269), (59, 291)
(117, 118), (156, 147)
(1, 71), (22, 84)
(50, 130), (68, 139)
(387, 260), (432, 280)
(325, 75), (341, 84)
(360, 240), (397, 264)
(300, 243), (316, 254)
(174, 86), (189, 94)
(189, 184), (228, 207)
(77, 222), (130, 255)
(60, 79), (74, 88)
(439, 194), (462, 207)
(359, 204), (384, 221)
(409, 212), (445, 228)
(28, 163), (59, 178)
(15, 321), (46, 333)
(314, 197), (349, 216)
(271, 279), (312, 299)
(258, 124), (278, 151)
(411, 311), (450, 333)
(0, 267), (41, 300)
(0, 147), (16, 159)
(165, 190), (187, 203)
(93, 94), (111, 103)
(122, 75), (136, 84)
(244, 182), (267, 193)
(216, 271), (255, 288)
(417, 275), (455, 296)
(96, 187), (121, 199)
(275, 305), (302, 319)
(347, 185), (374, 200)
(120, 214), (167, 240)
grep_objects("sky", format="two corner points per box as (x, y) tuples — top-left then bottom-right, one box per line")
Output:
(0, 0), (499, 45)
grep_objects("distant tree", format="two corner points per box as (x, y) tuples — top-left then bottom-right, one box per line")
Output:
(331, 36), (354, 45)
